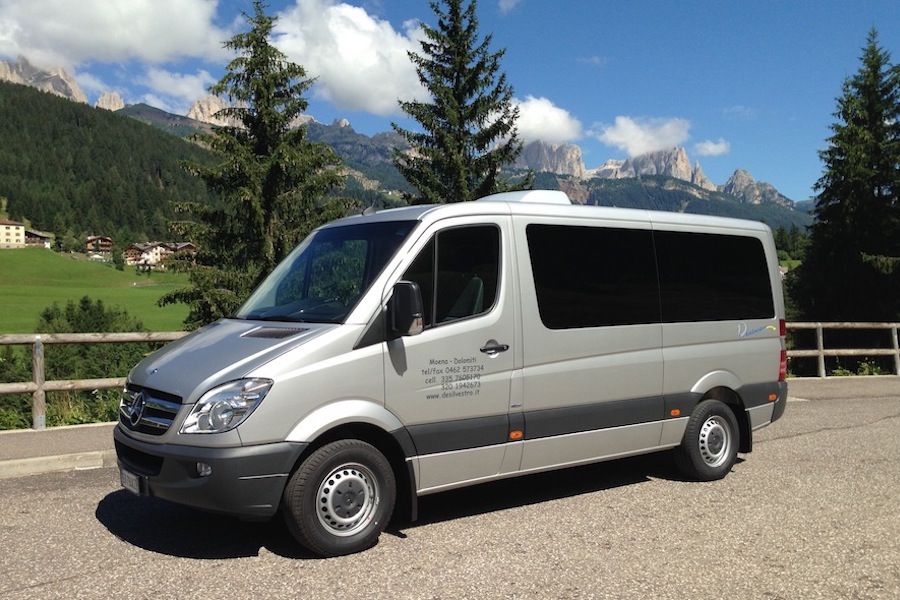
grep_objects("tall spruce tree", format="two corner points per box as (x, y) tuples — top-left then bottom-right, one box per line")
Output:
(161, 0), (345, 329)
(392, 0), (532, 204)
(789, 29), (900, 321)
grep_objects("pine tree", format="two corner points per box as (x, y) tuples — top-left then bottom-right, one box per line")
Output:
(161, 0), (346, 328)
(789, 29), (900, 321)
(392, 0), (532, 204)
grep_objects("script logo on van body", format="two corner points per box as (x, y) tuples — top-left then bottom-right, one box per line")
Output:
(738, 323), (777, 339)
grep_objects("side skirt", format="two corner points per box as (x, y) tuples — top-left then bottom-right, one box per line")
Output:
(413, 419), (686, 496)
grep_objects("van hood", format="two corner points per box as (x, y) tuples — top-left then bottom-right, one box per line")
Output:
(128, 319), (335, 403)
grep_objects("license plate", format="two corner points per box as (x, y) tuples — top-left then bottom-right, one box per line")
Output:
(119, 467), (145, 496)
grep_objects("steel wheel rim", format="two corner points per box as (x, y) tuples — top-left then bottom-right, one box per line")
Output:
(316, 462), (379, 537)
(698, 415), (731, 467)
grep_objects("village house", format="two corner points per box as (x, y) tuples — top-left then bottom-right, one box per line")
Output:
(26, 229), (54, 248)
(0, 219), (25, 248)
(85, 235), (114, 254)
(124, 241), (196, 270)
(0, 219), (55, 249)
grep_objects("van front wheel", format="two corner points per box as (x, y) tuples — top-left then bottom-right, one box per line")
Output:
(283, 439), (396, 557)
(674, 399), (739, 481)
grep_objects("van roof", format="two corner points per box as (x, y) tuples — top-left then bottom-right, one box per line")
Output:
(321, 190), (773, 234)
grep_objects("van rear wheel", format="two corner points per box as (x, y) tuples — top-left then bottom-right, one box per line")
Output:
(283, 439), (396, 557)
(674, 399), (739, 481)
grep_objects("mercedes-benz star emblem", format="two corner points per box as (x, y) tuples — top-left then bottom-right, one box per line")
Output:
(128, 391), (146, 426)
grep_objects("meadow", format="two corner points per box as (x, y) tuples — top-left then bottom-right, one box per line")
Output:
(1, 247), (190, 333)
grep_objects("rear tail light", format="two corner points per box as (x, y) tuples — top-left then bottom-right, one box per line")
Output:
(779, 349), (788, 382)
(778, 319), (787, 381)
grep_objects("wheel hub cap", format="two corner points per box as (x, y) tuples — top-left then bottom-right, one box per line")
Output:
(316, 464), (378, 536)
(699, 417), (730, 467)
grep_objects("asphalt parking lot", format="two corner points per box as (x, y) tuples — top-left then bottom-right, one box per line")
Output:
(1, 377), (899, 599)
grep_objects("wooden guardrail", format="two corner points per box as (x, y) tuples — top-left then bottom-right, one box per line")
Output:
(786, 322), (900, 378)
(0, 332), (188, 429)
(1, 323), (898, 430)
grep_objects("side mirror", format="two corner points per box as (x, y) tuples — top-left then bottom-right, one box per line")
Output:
(389, 280), (424, 337)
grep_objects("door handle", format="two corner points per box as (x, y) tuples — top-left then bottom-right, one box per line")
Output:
(480, 341), (509, 356)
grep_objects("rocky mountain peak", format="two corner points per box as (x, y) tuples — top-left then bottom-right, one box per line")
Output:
(515, 140), (585, 177)
(186, 94), (316, 129)
(720, 169), (793, 207)
(186, 95), (234, 127)
(593, 159), (625, 179)
(0, 56), (87, 103)
(722, 169), (755, 193)
(618, 146), (694, 181)
(690, 161), (717, 191)
(95, 91), (124, 111)
(592, 147), (716, 192)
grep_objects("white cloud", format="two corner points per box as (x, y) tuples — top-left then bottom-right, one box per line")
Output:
(514, 96), (581, 145)
(0, 0), (230, 109)
(73, 71), (109, 97)
(273, 0), (426, 116)
(138, 93), (178, 115)
(694, 138), (731, 157)
(137, 68), (217, 112)
(499, 0), (523, 14)
(592, 116), (691, 157)
(0, 0), (429, 115)
(0, 0), (230, 69)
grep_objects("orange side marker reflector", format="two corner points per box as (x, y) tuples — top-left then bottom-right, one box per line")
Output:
(670, 409), (681, 417)
(509, 430), (523, 440)
(769, 394), (777, 402)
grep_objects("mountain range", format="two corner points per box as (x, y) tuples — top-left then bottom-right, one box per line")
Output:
(0, 57), (810, 230)
(182, 91), (796, 207)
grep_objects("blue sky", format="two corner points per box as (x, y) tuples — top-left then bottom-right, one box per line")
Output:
(1, 0), (898, 201)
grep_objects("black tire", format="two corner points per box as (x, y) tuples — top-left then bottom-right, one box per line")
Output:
(283, 439), (396, 557)
(674, 399), (740, 481)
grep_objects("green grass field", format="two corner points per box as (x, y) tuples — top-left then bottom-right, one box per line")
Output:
(1, 248), (190, 333)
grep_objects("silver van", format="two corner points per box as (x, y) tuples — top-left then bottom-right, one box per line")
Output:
(115, 190), (787, 557)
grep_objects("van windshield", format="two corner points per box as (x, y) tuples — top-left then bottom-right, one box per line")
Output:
(235, 220), (417, 324)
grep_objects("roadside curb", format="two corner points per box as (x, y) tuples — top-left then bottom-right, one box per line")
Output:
(0, 421), (117, 480)
(0, 450), (117, 479)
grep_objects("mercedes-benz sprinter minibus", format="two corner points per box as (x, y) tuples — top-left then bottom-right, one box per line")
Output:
(116, 190), (787, 557)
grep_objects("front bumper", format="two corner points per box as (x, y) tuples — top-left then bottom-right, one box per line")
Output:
(114, 425), (307, 519)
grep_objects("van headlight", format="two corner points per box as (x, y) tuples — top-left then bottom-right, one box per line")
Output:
(180, 379), (273, 434)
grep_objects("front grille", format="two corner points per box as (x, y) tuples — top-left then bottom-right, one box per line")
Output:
(119, 385), (182, 436)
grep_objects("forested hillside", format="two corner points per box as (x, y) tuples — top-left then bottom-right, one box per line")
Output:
(0, 81), (216, 242)
(585, 177), (812, 230)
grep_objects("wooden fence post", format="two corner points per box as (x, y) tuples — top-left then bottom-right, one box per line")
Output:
(893, 326), (900, 376)
(816, 324), (826, 378)
(32, 335), (46, 430)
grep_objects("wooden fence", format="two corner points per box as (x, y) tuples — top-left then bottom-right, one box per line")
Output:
(786, 322), (900, 378)
(0, 332), (187, 429)
(1, 323), (899, 430)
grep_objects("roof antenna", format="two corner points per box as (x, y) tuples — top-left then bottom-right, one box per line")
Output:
(362, 204), (377, 216)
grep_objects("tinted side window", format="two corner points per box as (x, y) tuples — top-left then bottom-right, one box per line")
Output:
(403, 226), (500, 328)
(527, 224), (659, 328)
(655, 230), (774, 322)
